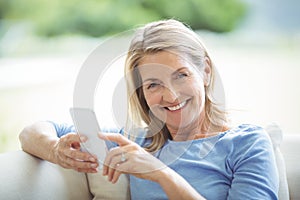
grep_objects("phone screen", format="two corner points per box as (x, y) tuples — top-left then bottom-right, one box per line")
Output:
(70, 108), (107, 168)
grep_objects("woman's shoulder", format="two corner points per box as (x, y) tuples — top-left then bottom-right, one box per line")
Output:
(220, 123), (271, 149)
(224, 123), (267, 138)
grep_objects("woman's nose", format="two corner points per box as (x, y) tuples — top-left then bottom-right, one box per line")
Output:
(162, 86), (178, 103)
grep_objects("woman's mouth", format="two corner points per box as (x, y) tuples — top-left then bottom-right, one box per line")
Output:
(165, 100), (187, 111)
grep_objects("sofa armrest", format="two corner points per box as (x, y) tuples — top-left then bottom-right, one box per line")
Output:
(0, 151), (92, 200)
(280, 134), (300, 200)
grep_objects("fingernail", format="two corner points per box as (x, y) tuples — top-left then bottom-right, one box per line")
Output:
(89, 157), (96, 162)
(91, 163), (98, 168)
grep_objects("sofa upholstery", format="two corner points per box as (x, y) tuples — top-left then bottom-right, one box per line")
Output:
(0, 151), (92, 199)
(0, 126), (299, 200)
(280, 134), (300, 200)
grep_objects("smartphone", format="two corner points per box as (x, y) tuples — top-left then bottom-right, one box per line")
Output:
(70, 107), (107, 168)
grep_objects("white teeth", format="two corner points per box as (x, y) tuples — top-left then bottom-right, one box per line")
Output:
(167, 101), (187, 111)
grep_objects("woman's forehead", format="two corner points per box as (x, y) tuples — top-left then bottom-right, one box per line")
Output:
(139, 51), (183, 66)
(138, 65), (177, 83)
(138, 51), (192, 78)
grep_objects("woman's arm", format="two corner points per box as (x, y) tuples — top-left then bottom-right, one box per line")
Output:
(19, 121), (59, 162)
(156, 167), (205, 200)
(19, 121), (98, 173)
(101, 133), (205, 200)
(227, 126), (279, 199)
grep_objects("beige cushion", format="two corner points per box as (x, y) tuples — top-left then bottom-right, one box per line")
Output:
(87, 172), (130, 200)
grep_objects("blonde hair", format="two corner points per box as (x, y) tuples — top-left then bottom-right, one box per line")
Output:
(124, 19), (227, 152)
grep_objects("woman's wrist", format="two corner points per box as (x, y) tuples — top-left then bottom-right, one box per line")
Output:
(49, 139), (59, 164)
(154, 166), (174, 184)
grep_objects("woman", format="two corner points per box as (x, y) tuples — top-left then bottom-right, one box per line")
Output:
(19, 19), (279, 199)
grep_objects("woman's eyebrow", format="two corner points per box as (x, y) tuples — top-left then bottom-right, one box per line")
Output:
(171, 67), (188, 75)
(142, 78), (159, 84)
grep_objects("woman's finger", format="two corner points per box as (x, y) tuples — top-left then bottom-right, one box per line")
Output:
(107, 159), (129, 183)
(64, 148), (96, 162)
(103, 144), (135, 175)
(107, 166), (116, 182)
(111, 168), (123, 183)
(105, 151), (125, 177)
(68, 156), (98, 169)
(98, 132), (131, 146)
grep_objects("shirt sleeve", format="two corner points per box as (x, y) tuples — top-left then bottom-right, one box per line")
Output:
(227, 125), (279, 200)
(48, 121), (76, 138)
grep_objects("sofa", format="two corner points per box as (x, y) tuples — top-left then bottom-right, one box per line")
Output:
(0, 124), (299, 200)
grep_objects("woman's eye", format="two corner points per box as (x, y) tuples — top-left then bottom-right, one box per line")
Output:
(177, 72), (188, 79)
(147, 83), (160, 90)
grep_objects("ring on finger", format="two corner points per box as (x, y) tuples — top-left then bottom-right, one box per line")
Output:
(120, 152), (127, 162)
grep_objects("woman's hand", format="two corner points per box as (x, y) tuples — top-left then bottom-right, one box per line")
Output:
(100, 133), (166, 183)
(19, 122), (99, 173)
(51, 133), (99, 173)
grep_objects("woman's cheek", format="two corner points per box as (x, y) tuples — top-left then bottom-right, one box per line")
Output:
(144, 92), (161, 107)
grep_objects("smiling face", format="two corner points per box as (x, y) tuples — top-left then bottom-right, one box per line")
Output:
(138, 51), (210, 136)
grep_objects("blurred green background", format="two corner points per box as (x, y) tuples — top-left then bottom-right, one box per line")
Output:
(1, 0), (299, 153)
(0, 0), (245, 38)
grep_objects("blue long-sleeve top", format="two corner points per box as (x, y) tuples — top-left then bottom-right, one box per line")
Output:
(51, 122), (279, 200)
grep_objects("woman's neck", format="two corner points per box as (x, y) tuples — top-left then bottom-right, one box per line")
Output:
(167, 119), (228, 141)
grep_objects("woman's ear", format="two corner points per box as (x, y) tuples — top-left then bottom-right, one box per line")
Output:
(203, 56), (212, 86)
